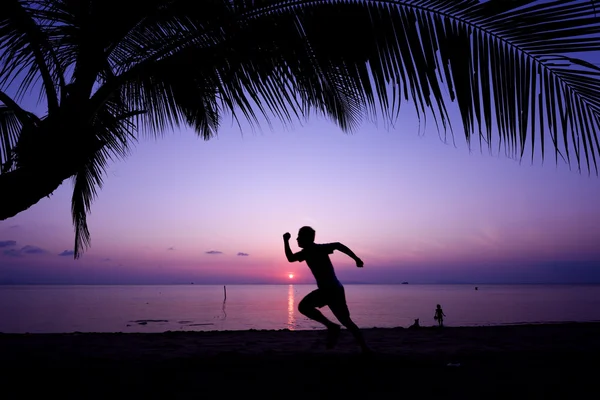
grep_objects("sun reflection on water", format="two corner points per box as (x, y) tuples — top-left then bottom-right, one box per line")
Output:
(287, 284), (295, 330)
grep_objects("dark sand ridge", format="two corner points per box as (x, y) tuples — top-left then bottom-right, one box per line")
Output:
(2, 323), (599, 398)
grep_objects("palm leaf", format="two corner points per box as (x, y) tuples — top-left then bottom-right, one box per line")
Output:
(82, 0), (600, 174)
(0, 106), (20, 172)
(71, 153), (103, 259)
(0, 88), (41, 173)
(0, 0), (63, 109)
(71, 101), (141, 258)
(240, 0), (600, 173)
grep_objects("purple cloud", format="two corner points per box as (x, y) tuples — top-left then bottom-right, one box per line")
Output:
(237, 252), (249, 256)
(206, 250), (223, 255)
(21, 245), (48, 255)
(3, 249), (21, 257)
(58, 250), (75, 256)
(0, 240), (16, 248)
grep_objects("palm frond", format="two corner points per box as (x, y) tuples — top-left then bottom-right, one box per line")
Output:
(0, 0), (63, 110)
(0, 88), (40, 173)
(0, 106), (20, 172)
(238, 0), (600, 173)
(71, 156), (102, 259)
(70, 101), (140, 258)
(91, 1), (381, 137)
(84, 0), (600, 175)
(0, 87), (39, 126)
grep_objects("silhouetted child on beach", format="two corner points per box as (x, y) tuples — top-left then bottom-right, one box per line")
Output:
(283, 226), (371, 353)
(434, 304), (446, 327)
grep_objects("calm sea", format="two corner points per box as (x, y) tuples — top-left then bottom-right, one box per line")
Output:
(1, 284), (599, 333)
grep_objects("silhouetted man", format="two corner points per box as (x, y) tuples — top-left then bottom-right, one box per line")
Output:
(283, 226), (370, 353)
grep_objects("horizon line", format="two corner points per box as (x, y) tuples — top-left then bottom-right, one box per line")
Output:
(2, 282), (600, 286)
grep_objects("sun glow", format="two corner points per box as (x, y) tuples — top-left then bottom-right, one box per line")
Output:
(288, 273), (294, 279)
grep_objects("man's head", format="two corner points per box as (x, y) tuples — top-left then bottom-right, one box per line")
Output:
(297, 226), (315, 248)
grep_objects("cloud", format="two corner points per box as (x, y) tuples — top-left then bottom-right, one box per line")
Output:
(3, 249), (21, 257)
(205, 250), (223, 255)
(237, 252), (249, 256)
(167, 247), (175, 251)
(21, 245), (48, 255)
(0, 240), (16, 248)
(58, 250), (75, 257)
(2, 245), (48, 256)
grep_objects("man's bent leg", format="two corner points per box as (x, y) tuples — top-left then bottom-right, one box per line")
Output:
(298, 290), (338, 329)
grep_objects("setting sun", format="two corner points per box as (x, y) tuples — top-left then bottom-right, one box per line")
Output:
(288, 274), (294, 279)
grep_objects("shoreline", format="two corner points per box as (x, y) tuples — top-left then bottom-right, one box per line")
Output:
(4, 319), (600, 335)
(3, 322), (600, 397)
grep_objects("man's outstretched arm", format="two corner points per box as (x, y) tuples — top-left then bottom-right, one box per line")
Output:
(333, 242), (364, 267)
(283, 232), (300, 262)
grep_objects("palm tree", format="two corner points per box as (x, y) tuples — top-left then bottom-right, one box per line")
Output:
(1, 0), (600, 258)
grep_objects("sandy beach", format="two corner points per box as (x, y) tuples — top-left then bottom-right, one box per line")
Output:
(2, 322), (599, 398)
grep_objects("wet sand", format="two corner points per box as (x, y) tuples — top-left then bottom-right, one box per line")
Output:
(2, 322), (599, 398)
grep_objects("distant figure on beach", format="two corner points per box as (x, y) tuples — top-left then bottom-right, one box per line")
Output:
(283, 227), (370, 353)
(434, 304), (446, 327)
(408, 318), (420, 330)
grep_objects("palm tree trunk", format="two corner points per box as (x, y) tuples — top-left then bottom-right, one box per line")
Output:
(0, 166), (72, 220)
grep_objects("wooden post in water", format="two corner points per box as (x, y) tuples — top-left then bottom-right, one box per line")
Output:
(222, 285), (227, 320)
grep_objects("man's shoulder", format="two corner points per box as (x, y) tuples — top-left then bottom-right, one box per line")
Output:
(314, 242), (337, 246)
(314, 243), (337, 253)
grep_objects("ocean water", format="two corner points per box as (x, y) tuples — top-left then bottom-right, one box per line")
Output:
(1, 284), (600, 333)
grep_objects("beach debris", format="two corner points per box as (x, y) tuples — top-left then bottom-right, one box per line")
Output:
(131, 319), (169, 325)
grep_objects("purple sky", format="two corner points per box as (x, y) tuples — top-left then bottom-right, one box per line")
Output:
(1, 101), (599, 284)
